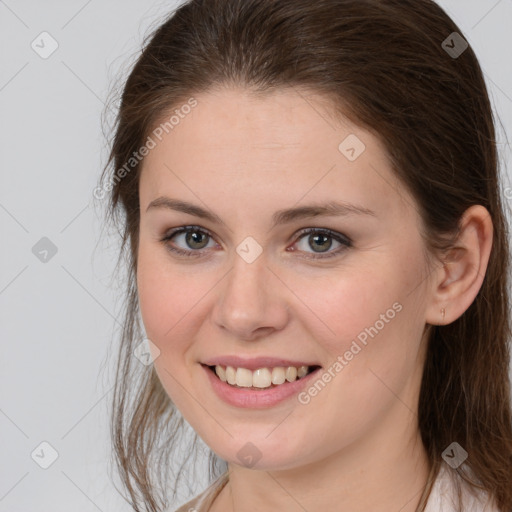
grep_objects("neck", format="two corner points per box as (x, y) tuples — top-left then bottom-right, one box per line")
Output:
(212, 406), (430, 512)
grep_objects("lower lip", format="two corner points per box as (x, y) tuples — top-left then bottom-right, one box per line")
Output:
(202, 364), (322, 408)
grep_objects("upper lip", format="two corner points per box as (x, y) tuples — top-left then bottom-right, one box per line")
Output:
(202, 356), (321, 371)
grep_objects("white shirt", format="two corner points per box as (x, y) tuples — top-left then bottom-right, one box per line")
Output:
(424, 463), (500, 512)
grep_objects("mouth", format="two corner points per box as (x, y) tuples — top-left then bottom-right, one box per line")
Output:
(204, 363), (322, 390)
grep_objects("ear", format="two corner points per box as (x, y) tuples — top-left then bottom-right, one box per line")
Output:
(425, 205), (493, 326)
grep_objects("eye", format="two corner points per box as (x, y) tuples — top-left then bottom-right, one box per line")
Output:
(161, 226), (217, 258)
(160, 226), (352, 260)
(291, 228), (352, 259)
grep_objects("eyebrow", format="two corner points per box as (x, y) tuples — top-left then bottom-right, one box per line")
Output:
(146, 196), (376, 229)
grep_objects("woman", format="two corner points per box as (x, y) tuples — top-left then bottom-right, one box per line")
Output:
(99, 0), (512, 511)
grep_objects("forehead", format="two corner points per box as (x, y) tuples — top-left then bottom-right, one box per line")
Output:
(139, 86), (412, 220)
(146, 86), (374, 162)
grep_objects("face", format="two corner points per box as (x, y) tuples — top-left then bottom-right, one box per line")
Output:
(137, 86), (434, 471)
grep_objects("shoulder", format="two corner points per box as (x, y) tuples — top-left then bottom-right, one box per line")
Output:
(172, 472), (229, 512)
(424, 463), (500, 512)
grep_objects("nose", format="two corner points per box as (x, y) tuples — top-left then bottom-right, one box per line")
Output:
(211, 251), (289, 341)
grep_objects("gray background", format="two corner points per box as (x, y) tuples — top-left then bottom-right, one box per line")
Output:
(1, 1), (511, 511)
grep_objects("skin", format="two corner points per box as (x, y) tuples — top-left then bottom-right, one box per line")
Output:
(136, 86), (493, 512)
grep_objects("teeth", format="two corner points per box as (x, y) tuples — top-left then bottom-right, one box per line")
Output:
(214, 365), (311, 389)
(271, 367), (286, 385)
(253, 368), (272, 388)
(225, 366), (236, 385)
(297, 366), (308, 378)
(285, 366), (297, 382)
(236, 368), (253, 387)
(215, 365), (227, 382)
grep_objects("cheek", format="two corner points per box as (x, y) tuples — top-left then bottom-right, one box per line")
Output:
(136, 247), (204, 410)
(136, 244), (196, 351)
(291, 268), (422, 448)
(290, 254), (426, 412)
(291, 264), (408, 353)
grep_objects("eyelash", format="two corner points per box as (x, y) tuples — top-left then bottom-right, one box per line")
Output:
(160, 225), (352, 260)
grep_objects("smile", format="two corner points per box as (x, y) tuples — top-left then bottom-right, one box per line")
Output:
(202, 363), (323, 408)
(210, 364), (319, 389)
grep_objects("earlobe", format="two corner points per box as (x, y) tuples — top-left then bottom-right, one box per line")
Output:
(425, 205), (493, 326)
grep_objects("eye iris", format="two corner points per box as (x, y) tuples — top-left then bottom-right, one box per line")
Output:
(186, 230), (208, 249)
(310, 233), (331, 253)
(175, 229), (342, 254)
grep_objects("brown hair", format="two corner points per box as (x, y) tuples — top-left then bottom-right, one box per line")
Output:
(98, 1), (512, 511)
